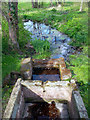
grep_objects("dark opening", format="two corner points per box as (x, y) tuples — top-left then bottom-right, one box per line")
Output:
(23, 101), (69, 119)
(32, 67), (60, 82)
(24, 101), (60, 119)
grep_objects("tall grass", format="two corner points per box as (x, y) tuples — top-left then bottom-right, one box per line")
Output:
(30, 39), (51, 59)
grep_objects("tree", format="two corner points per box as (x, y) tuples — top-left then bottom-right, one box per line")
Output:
(1, 0), (20, 51)
(79, 0), (83, 12)
(31, 0), (34, 8)
(58, 0), (61, 5)
(34, 0), (38, 8)
(55, 0), (58, 6)
(50, 0), (53, 6)
(31, 0), (39, 8)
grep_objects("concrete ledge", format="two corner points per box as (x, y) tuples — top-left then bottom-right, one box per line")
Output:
(21, 80), (70, 87)
(20, 58), (32, 80)
(72, 91), (88, 118)
(3, 78), (22, 118)
(3, 79), (88, 119)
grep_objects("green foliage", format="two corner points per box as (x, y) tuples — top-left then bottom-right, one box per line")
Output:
(2, 2), (89, 116)
(79, 82), (89, 113)
(59, 17), (88, 47)
(2, 18), (9, 54)
(67, 46), (89, 116)
(19, 2), (88, 48)
(68, 46), (88, 84)
(18, 18), (31, 50)
(2, 85), (13, 114)
(2, 54), (21, 80)
(30, 39), (51, 59)
(51, 8), (57, 12)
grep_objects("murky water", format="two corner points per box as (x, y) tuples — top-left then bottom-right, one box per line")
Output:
(23, 101), (69, 119)
(24, 20), (76, 60)
(32, 68), (60, 82)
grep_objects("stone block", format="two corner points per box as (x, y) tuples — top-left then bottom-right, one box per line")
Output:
(60, 68), (72, 80)
(20, 58), (32, 80)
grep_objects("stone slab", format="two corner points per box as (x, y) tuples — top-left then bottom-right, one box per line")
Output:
(20, 58), (32, 80)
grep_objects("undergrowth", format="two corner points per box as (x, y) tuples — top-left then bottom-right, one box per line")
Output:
(2, 2), (89, 117)
(30, 39), (51, 59)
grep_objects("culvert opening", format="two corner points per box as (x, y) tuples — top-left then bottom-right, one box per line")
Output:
(32, 67), (61, 82)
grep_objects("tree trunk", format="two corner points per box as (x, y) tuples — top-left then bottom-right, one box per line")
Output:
(8, 0), (20, 51)
(31, 0), (34, 8)
(38, 1), (41, 8)
(79, 0), (83, 12)
(50, 0), (53, 6)
(34, 0), (38, 8)
(55, 0), (58, 6)
(57, 0), (61, 5)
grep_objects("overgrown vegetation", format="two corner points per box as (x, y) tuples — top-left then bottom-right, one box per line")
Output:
(2, 2), (89, 117)
(18, 2), (89, 116)
(2, 15), (51, 114)
(66, 46), (89, 112)
(30, 39), (51, 59)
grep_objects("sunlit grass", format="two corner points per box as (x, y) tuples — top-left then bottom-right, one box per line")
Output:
(30, 39), (51, 59)
(2, 2), (89, 117)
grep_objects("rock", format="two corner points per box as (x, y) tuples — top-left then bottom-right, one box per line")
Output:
(20, 58), (32, 80)
(25, 43), (36, 55)
(60, 68), (72, 80)
(3, 71), (21, 87)
(10, 71), (21, 85)
(3, 74), (11, 87)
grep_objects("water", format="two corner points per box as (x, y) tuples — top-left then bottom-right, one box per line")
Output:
(23, 101), (69, 119)
(24, 20), (76, 60)
(32, 68), (60, 82)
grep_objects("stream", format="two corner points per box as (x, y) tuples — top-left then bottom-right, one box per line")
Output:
(24, 20), (77, 61)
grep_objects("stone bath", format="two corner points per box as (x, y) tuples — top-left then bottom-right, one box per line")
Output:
(3, 78), (88, 119)
(3, 57), (88, 119)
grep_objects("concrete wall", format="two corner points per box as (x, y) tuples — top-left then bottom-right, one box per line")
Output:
(68, 91), (88, 119)
(3, 78), (25, 119)
(3, 80), (88, 119)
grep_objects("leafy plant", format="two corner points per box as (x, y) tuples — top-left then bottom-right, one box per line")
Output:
(30, 39), (51, 59)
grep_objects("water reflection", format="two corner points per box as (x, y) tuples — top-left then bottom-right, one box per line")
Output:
(24, 20), (75, 60)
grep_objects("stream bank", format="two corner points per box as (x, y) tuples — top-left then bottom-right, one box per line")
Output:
(24, 20), (80, 61)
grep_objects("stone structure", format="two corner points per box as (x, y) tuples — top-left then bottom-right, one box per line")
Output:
(3, 57), (88, 119)
(3, 79), (88, 119)
(20, 58), (32, 80)
(32, 57), (72, 80)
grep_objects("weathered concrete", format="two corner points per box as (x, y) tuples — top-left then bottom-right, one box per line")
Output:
(3, 79), (88, 119)
(32, 57), (72, 80)
(20, 57), (32, 80)
(21, 81), (72, 102)
(3, 78), (25, 118)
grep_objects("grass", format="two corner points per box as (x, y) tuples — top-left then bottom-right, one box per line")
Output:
(2, 14), (51, 114)
(18, 2), (88, 47)
(66, 46), (89, 115)
(2, 2), (89, 117)
(18, 2), (89, 116)
(2, 54), (21, 80)
(30, 39), (51, 59)
(67, 46), (88, 84)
